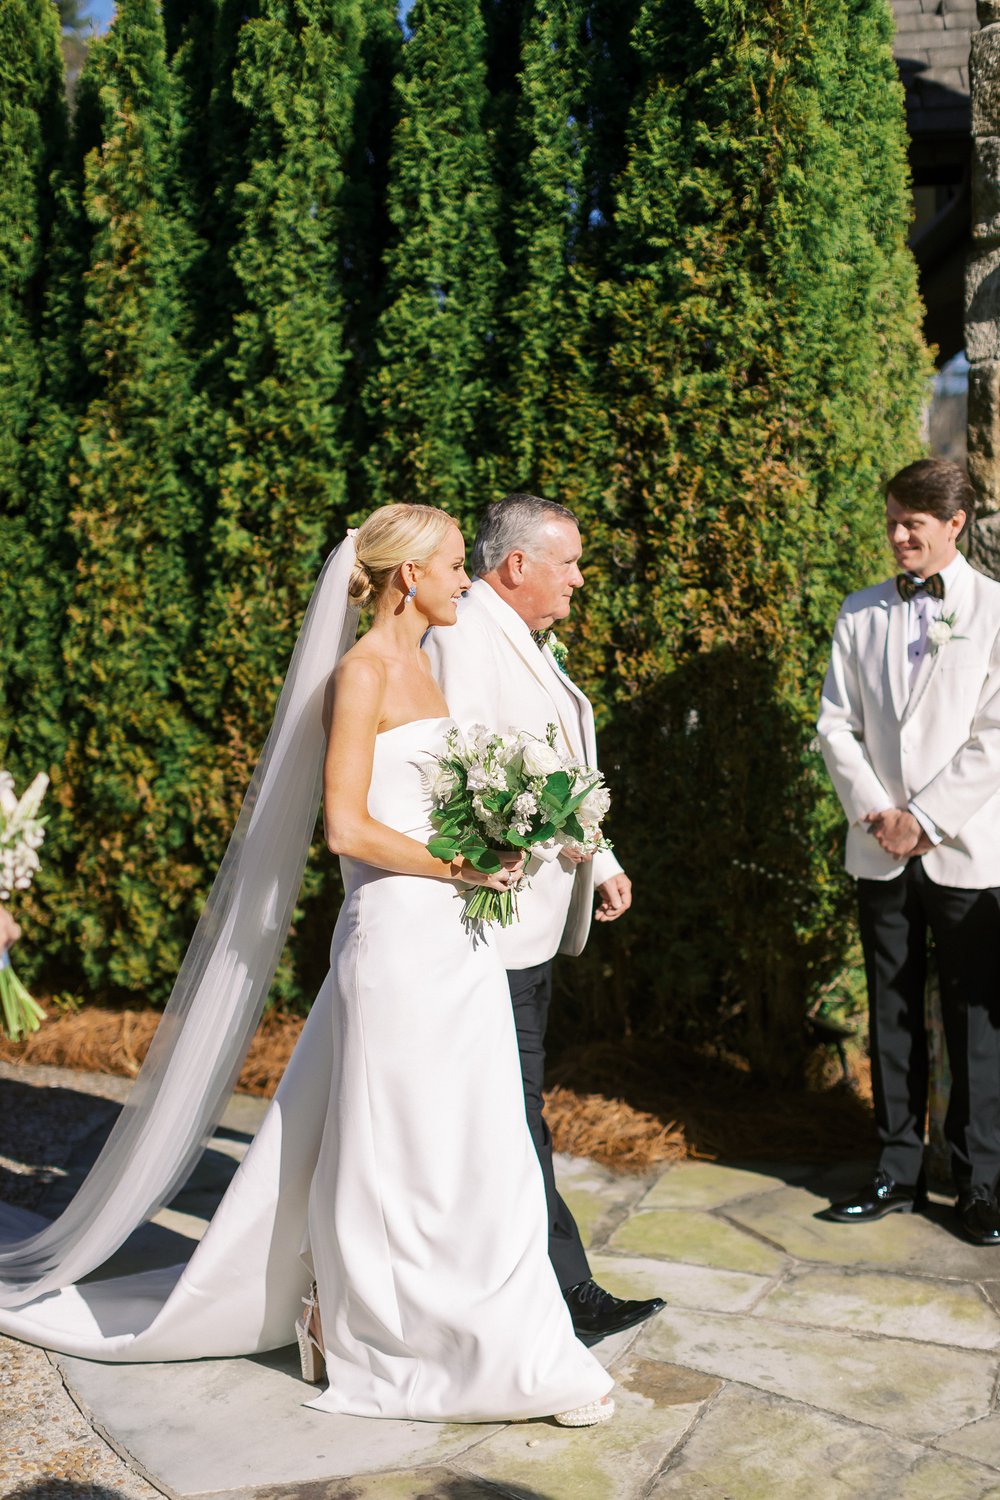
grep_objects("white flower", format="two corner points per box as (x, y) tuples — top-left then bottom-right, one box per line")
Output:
(0, 773), (16, 821)
(927, 618), (956, 651)
(16, 773), (49, 824)
(423, 762), (459, 803)
(578, 784), (611, 825)
(520, 738), (563, 777)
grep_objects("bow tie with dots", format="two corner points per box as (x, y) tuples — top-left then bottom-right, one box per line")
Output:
(896, 572), (945, 603)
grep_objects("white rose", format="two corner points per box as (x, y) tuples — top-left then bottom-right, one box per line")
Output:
(579, 784), (611, 825)
(424, 762), (459, 802)
(520, 739), (563, 777)
(927, 619), (954, 650)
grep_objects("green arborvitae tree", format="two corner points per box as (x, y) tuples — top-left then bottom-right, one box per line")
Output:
(0, 0), (69, 818)
(575, 0), (931, 1080)
(183, 0), (367, 1007)
(54, 0), (209, 998)
(363, 0), (500, 526)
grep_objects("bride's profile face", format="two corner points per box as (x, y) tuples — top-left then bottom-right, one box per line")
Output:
(414, 524), (471, 626)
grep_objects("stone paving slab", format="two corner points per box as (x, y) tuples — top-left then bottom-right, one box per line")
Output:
(726, 1180), (1000, 1278)
(937, 1412), (1000, 1470)
(607, 1207), (788, 1276)
(649, 1385), (1000, 1500)
(754, 1264), (1000, 1349)
(638, 1304), (998, 1442)
(7, 1064), (1000, 1498)
(587, 1250), (770, 1314)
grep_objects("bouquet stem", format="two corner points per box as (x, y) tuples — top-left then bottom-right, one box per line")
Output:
(0, 950), (46, 1043)
(463, 885), (519, 928)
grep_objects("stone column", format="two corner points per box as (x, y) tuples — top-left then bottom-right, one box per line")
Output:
(967, 1), (1000, 567)
(926, 5), (1000, 1189)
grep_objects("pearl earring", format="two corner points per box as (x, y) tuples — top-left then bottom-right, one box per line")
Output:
(405, 584), (416, 604)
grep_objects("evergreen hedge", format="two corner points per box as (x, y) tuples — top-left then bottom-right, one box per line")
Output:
(0, 0), (930, 1077)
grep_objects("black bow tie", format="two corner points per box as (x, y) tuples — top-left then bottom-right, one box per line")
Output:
(896, 573), (945, 603)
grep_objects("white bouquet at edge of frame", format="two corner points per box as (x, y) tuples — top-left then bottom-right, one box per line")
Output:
(0, 770), (49, 1042)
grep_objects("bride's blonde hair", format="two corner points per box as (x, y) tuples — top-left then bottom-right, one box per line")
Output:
(349, 504), (458, 609)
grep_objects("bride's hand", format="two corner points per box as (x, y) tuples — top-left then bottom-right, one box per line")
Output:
(461, 851), (526, 892)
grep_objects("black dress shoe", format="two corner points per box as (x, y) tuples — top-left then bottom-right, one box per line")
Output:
(563, 1279), (665, 1347)
(825, 1169), (925, 1223)
(957, 1184), (1000, 1245)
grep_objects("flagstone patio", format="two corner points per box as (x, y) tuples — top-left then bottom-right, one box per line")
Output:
(3, 1063), (1000, 1499)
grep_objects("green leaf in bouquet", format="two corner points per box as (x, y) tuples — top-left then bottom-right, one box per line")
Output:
(428, 835), (462, 861)
(541, 771), (571, 806)
(466, 845), (502, 873)
(563, 813), (586, 842)
(524, 821), (556, 845)
(560, 778), (601, 818)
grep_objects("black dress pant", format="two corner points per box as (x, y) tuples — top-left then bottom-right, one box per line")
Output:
(858, 859), (1000, 1190)
(506, 961), (591, 1291)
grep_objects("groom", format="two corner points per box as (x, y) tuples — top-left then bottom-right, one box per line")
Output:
(818, 458), (1000, 1244)
(424, 493), (664, 1344)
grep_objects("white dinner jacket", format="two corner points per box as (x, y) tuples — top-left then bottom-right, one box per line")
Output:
(817, 553), (1000, 886)
(423, 580), (623, 964)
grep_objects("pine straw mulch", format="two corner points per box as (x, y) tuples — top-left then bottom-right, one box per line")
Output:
(0, 1007), (877, 1174)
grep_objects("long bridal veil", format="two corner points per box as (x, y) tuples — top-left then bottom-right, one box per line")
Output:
(0, 536), (360, 1307)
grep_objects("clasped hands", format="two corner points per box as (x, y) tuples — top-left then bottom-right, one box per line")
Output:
(863, 807), (934, 859)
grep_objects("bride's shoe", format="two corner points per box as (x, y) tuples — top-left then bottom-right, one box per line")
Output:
(295, 1281), (325, 1384)
(553, 1395), (615, 1427)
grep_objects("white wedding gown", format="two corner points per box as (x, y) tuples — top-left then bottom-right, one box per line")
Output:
(0, 717), (611, 1421)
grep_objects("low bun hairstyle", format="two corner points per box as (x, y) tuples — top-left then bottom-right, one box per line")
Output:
(348, 504), (458, 609)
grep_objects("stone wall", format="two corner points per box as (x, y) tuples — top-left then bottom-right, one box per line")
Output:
(968, 2), (1000, 567)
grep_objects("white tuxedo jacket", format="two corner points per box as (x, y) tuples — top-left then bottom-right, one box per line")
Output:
(817, 554), (1000, 887)
(423, 581), (624, 966)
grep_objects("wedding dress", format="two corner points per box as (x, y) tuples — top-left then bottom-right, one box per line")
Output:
(0, 535), (611, 1420)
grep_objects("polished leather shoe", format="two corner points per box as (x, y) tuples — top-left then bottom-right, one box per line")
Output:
(825, 1168), (924, 1223)
(563, 1279), (665, 1347)
(957, 1184), (1000, 1245)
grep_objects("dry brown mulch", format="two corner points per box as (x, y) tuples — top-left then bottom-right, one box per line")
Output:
(0, 1007), (876, 1174)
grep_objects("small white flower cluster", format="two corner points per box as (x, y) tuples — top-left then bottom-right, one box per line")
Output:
(0, 771), (49, 902)
(555, 768), (611, 857)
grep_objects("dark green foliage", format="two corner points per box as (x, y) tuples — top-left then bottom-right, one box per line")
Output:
(1, 0), (931, 1077)
(564, 0), (931, 1079)
(51, 0), (209, 996)
(0, 0), (71, 882)
(183, 0), (368, 1005)
(363, 0), (500, 523)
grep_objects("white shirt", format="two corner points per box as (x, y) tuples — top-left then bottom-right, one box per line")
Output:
(875, 553), (965, 845)
(905, 553), (963, 690)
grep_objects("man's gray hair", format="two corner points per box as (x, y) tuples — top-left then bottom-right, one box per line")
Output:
(472, 493), (578, 576)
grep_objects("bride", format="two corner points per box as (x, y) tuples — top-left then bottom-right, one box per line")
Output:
(0, 503), (614, 1426)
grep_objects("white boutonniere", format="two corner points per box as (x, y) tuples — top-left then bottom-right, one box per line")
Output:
(544, 632), (569, 674)
(927, 612), (967, 653)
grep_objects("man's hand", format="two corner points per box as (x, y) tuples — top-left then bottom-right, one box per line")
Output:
(0, 905), (21, 954)
(595, 872), (632, 922)
(863, 808), (923, 858)
(559, 847), (593, 866)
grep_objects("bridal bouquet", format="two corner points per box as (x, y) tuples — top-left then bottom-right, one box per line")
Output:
(425, 723), (611, 927)
(0, 770), (49, 1042)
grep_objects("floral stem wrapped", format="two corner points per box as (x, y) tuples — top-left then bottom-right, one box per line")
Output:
(0, 771), (49, 1042)
(425, 724), (612, 927)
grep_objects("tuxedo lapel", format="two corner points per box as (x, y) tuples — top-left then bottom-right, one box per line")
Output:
(468, 583), (583, 753)
(902, 557), (973, 725)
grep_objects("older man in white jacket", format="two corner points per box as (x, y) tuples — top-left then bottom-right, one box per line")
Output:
(817, 458), (1000, 1244)
(424, 494), (664, 1345)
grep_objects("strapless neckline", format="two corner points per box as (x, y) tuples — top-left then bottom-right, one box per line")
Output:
(375, 715), (452, 740)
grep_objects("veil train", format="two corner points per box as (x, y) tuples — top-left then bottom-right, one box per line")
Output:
(0, 536), (360, 1308)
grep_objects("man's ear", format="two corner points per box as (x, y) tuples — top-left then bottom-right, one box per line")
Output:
(499, 549), (528, 587)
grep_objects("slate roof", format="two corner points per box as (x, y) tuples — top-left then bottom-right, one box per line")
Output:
(892, 0), (975, 145)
